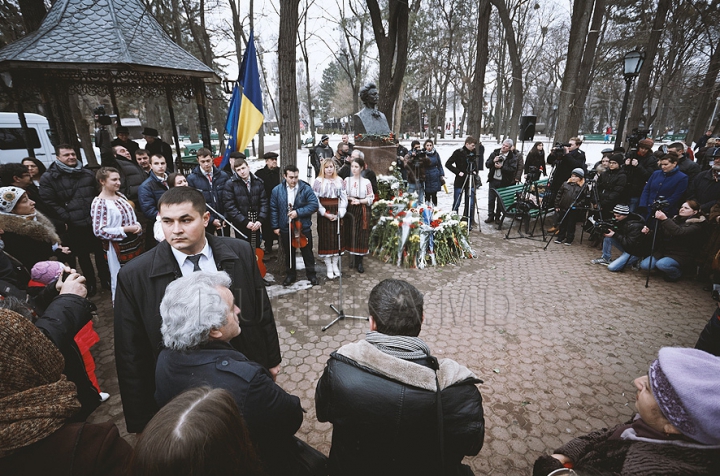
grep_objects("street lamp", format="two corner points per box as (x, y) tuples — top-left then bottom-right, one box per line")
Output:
(614, 49), (645, 149)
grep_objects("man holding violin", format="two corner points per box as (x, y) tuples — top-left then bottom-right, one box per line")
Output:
(271, 164), (319, 286)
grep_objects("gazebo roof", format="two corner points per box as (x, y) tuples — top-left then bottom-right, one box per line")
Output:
(0, 0), (216, 78)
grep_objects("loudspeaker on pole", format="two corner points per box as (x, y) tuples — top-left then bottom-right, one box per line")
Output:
(519, 115), (536, 141)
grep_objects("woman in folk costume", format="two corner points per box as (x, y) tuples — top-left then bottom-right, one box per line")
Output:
(313, 159), (347, 279)
(343, 157), (374, 273)
(91, 167), (143, 301)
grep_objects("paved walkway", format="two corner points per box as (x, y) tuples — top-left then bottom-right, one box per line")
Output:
(87, 192), (714, 474)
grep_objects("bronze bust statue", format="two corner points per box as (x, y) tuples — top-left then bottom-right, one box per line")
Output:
(353, 83), (391, 137)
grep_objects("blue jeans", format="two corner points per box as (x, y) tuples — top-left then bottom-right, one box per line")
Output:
(639, 256), (682, 280)
(602, 236), (639, 272)
(408, 182), (425, 205)
(453, 186), (476, 223)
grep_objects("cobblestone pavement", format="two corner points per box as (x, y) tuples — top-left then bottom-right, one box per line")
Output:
(86, 188), (714, 475)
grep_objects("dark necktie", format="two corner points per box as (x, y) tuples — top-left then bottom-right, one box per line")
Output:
(207, 173), (213, 184)
(187, 254), (203, 272)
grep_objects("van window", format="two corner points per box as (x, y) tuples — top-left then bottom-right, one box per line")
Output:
(0, 128), (41, 150)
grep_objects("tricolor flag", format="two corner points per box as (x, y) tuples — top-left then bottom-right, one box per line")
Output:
(220, 31), (264, 168)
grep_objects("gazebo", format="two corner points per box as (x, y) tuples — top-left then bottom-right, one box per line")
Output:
(0, 0), (221, 163)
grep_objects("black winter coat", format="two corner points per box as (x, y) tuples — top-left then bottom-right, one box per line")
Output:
(187, 166), (230, 222)
(222, 174), (269, 231)
(445, 145), (483, 189)
(39, 163), (98, 228)
(622, 154), (657, 199)
(597, 168), (627, 209)
(145, 139), (174, 172)
(655, 215), (707, 267)
(485, 148), (518, 186)
(110, 137), (139, 160)
(255, 165), (282, 199)
(548, 149), (587, 191)
(316, 340), (484, 476)
(687, 170), (720, 213)
(554, 179), (586, 211)
(35, 294), (101, 421)
(525, 150), (546, 176)
(114, 156), (148, 208)
(677, 157), (701, 183)
(114, 234), (280, 433)
(0, 211), (62, 270)
(155, 340), (303, 474)
(137, 172), (169, 221)
(613, 212), (649, 257)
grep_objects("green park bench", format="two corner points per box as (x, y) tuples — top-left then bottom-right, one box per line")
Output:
(661, 134), (686, 142)
(492, 178), (549, 233)
(182, 142), (217, 158)
(582, 133), (610, 141)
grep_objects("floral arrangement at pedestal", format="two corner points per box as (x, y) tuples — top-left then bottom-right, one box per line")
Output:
(369, 196), (475, 269)
(376, 161), (405, 200)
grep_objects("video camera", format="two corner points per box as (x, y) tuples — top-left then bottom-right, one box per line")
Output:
(585, 215), (618, 235)
(553, 142), (571, 153)
(93, 105), (114, 127)
(465, 151), (479, 174)
(626, 128), (650, 150)
(651, 196), (669, 212)
(526, 165), (541, 183)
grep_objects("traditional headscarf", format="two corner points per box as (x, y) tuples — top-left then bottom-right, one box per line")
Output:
(0, 309), (80, 456)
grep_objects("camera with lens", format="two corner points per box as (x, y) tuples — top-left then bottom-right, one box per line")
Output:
(586, 216), (618, 234)
(93, 105), (113, 127)
(553, 142), (570, 153)
(626, 128), (650, 150)
(465, 152), (478, 174)
(651, 196), (670, 212)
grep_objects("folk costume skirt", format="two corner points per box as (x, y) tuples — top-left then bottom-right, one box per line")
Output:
(344, 203), (371, 255)
(318, 197), (342, 257)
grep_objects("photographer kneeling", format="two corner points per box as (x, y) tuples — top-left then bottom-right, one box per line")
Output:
(591, 204), (647, 272)
(639, 200), (706, 282)
(403, 140), (431, 204)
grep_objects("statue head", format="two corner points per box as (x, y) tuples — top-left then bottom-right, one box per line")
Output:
(359, 83), (379, 109)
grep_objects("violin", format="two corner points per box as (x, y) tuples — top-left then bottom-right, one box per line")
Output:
(288, 204), (308, 249)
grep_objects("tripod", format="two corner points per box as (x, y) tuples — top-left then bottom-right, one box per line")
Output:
(452, 164), (481, 231)
(506, 178), (546, 240)
(644, 213), (662, 288)
(543, 179), (594, 251)
(322, 188), (368, 331)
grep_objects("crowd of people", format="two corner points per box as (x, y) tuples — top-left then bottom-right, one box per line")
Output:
(1, 130), (720, 475)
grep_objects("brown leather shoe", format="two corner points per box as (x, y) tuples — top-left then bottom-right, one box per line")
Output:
(547, 226), (558, 233)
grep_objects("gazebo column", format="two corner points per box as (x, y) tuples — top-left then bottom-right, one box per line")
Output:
(193, 78), (211, 150)
(109, 83), (122, 127)
(166, 86), (182, 167)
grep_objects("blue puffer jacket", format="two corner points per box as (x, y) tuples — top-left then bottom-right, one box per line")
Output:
(138, 172), (169, 221)
(424, 149), (446, 194)
(640, 166), (688, 217)
(270, 179), (318, 232)
(187, 166), (230, 221)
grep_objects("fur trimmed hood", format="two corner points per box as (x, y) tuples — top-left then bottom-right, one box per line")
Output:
(0, 211), (60, 244)
(336, 339), (479, 391)
(684, 215), (707, 224)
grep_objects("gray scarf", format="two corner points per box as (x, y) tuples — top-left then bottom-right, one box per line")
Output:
(365, 331), (432, 361)
(54, 158), (83, 174)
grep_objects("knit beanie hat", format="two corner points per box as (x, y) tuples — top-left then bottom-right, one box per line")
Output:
(649, 347), (720, 445)
(608, 153), (623, 164)
(612, 204), (630, 215)
(0, 309), (81, 456)
(0, 187), (26, 214)
(30, 261), (65, 285)
(571, 168), (584, 178)
(638, 138), (654, 149)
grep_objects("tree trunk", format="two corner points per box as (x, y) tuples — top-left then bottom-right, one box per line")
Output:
(687, 42), (720, 144)
(555, 0), (594, 141)
(279, 0), (300, 165)
(565, 0), (606, 137)
(467, 0), (491, 140)
(17, 0), (46, 33)
(394, 80), (405, 136)
(366, 0), (415, 127)
(490, 0), (523, 144)
(69, 94), (97, 166)
(627, 0), (671, 135)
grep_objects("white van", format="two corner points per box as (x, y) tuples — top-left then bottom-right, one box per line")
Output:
(0, 112), (57, 167)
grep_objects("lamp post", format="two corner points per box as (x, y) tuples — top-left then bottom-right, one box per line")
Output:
(614, 49), (645, 149)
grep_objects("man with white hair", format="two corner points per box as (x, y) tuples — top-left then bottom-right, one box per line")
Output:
(155, 271), (305, 476)
(484, 139), (518, 224)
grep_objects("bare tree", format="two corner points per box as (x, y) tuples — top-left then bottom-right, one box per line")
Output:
(279, 0), (300, 164)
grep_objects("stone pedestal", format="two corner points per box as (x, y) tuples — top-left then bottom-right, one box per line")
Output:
(355, 142), (397, 175)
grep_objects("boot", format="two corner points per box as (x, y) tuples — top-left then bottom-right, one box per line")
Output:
(357, 256), (365, 273)
(332, 256), (341, 277)
(324, 258), (334, 279)
(350, 255), (357, 269)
